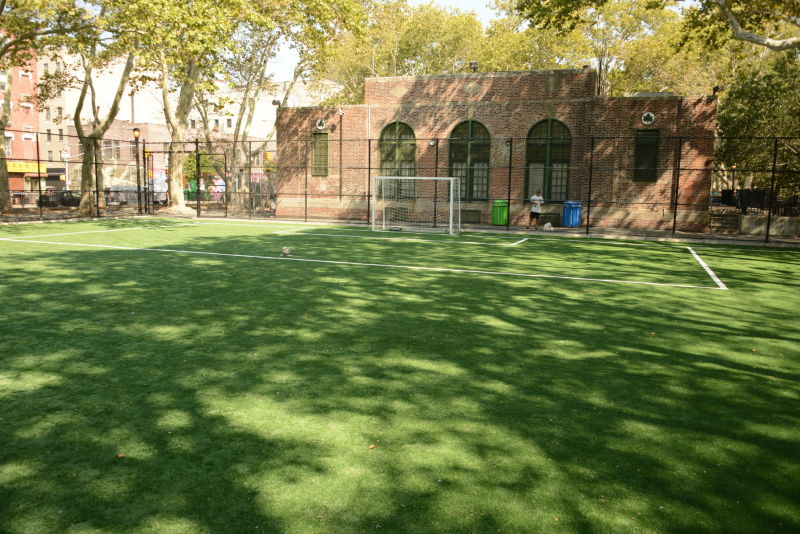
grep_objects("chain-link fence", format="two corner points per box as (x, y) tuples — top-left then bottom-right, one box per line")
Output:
(2, 129), (798, 241)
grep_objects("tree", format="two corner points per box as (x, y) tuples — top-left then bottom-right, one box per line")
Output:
(480, 7), (587, 72)
(716, 52), (800, 189)
(514, 0), (800, 52)
(488, 0), (700, 96)
(137, 0), (248, 212)
(66, 2), (138, 216)
(321, 0), (484, 104)
(139, 0), (363, 211)
(0, 0), (89, 212)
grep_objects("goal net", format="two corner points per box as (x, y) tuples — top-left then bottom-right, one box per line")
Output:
(372, 176), (461, 234)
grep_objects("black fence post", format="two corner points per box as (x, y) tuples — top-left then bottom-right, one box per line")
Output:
(765, 137), (779, 243)
(304, 139), (309, 223)
(35, 131), (43, 220)
(366, 138), (372, 224)
(224, 152), (229, 218)
(586, 137), (594, 235)
(506, 137), (513, 231)
(135, 136), (142, 215)
(142, 139), (149, 214)
(339, 108), (344, 200)
(672, 136), (683, 236)
(195, 139), (201, 219)
(433, 138), (439, 228)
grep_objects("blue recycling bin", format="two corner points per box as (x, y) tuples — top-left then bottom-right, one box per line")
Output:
(562, 201), (582, 227)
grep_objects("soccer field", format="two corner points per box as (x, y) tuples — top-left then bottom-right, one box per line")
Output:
(1, 218), (798, 533)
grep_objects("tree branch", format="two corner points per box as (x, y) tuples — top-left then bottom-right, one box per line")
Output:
(713, 0), (800, 51)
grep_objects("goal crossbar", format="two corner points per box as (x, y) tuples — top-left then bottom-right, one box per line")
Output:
(372, 176), (461, 235)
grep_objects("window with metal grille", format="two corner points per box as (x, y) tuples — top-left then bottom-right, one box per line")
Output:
(634, 130), (659, 181)
(312, 133), (328, 176)
(526, 119), (571, 202)
(449, 121), (490, 201)
(379, 122), (416, 198)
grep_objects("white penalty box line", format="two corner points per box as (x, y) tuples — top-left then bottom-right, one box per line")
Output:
(686, 246), (728, 290)
(5, 238), (726, 290)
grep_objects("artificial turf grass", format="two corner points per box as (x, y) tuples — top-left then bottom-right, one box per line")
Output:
(0, 219), (798, 533)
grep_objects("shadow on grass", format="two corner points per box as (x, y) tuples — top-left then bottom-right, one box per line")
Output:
(1, 225), (798, 533)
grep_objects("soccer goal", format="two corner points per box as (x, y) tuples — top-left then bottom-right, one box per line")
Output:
(372, 176), (461, 234)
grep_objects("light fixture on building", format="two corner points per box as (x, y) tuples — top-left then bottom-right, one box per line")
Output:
(272, 99), (281, 107)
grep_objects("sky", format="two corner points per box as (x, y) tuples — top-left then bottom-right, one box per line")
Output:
(267, 0), (498, 81)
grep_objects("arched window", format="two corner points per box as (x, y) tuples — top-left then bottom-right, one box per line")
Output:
(526, 120), (571, 201)
(449, 121), (490, 201)
(379, 122), (416, 197)
(379, 122), (416, 176)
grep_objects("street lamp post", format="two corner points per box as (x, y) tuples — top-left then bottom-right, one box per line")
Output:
(133, 127), (142, 214)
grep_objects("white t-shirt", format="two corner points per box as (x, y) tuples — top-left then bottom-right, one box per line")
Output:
(530, 195), (544, 213)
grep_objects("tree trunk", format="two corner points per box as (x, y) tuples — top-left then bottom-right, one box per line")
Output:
(0, 134), (10, 213)
(78, 136), (96, 215)
(162, 59), (200, 210)
(167, 124), (188, 209)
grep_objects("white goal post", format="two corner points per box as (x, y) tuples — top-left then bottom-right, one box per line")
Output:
(371, 176), (462, 234)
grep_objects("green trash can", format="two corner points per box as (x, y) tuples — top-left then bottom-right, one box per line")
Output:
(492, 199), (509, 225)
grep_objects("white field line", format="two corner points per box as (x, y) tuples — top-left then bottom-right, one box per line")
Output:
(194, 219), (344, 228)
(510, 238), (529, 246)
(270, 231), (516, 246)
(687, 246), (729, 290)
(0, 224), (198, 241)
(193, 222), (319, 230)
(5, 238), (725, 290)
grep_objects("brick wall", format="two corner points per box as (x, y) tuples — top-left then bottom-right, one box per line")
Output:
(276, 70), (717, 231)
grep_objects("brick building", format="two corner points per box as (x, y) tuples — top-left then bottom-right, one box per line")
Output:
(2, 62), (44, 191)
(275, 68), (717, 230)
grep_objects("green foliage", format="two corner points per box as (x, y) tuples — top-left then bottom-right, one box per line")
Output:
(717, 52), (800, 188)
(182, 153), (226, 184)
(0, 0), (89, 69)
(479, 3), (588, 71)
(514, 0), (800, 51)
(321, 0), (485, 104)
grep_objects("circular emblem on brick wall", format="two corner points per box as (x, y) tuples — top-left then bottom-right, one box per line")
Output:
(463, 82), (482, 96)
(390, 85), (408, 98)
(641, 112), (655, 125)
